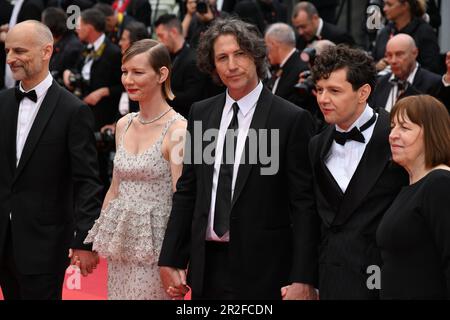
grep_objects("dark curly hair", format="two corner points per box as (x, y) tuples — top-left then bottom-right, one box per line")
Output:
(312, 44), (377, 96)
(197, 17), (268, 85)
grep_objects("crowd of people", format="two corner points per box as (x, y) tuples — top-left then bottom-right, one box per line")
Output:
(0, 0), (449, 300)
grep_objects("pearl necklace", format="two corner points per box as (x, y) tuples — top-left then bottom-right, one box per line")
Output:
(137, 107), (173, 125)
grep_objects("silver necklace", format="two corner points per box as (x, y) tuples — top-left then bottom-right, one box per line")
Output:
(137, 107), (173, 125)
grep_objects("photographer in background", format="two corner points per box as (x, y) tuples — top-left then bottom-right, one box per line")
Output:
(292, 2), (354, 51)
(295, 39), (336, 129)
(42, 7), (83, 87)
(371, 34), (445, 111)
(182, 0), (223, 49)
(63, 8), (123, 192)
(264, 23), (308, 107)
(372, 0), (441, 74)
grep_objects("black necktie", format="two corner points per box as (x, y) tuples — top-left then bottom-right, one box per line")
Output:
(15, 87), (37, 103)
(266, 65), (281, 91)
(214, 102), (239, 237)
(333, 112), (377, 146)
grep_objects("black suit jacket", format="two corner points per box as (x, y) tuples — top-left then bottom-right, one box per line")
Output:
(159, 88), (319, 299)
(372, 19), (441, 74)
(234, 0), (287, 34)
(73, 37), (123, 130)
(309, 108), (408, 299)
(272, 49), (308, 107)
(296, 21), (355, 51)
(371, 67), (443, 110)
(168, 43), (207, 119)
(0, 81), (103, 275)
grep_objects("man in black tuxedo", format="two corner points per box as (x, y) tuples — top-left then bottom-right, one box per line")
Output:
(292, 1), (354, 51)
(42, 7), (84, 86)
(264, 22), (308, 108)
(371, 34), (448, 111)
(154, 14), (209, 119)
(63, 8), (123, 131)
(308, 45), (408, 299)
(63, 8), (123, 190)
(0, 21), (103, 300)
(159, 18), (319, 300)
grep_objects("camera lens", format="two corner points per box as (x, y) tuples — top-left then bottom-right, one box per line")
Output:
(196, 1), (208, 14)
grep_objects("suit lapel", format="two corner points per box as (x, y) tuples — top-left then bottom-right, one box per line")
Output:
(276, 50), (299, 95)
(333, 109), (391, 226)
(231, 88), (272, 208)
(202, 94), (226, 211)
(376, 78), (393, 109)
(313, 126), (344, 224)
(13, 81), (61, 183)
(2, 90), (20, 175)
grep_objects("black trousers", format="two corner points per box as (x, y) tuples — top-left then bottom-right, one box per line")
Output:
(191, 241), (235, 300)
(0, 221), (66, 300)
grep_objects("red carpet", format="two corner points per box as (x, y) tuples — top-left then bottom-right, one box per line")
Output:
(0, 258), (108, 300)
(0, 258), (191, 300)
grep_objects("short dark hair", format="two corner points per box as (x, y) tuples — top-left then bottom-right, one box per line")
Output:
(81, 9), (106, 33)
(391, 95), (450, 168)
(122, 39), (174, 100)
(93, 3), (114, 17)
(400, 0), (426, 17)
(124, 21), (149, 44)
(42, 7), (67, 38)
(292, 1), (318, 19)
(154, 14), (182, 34)
(197, 17), (267, 84)
(312, 44), (377, 96)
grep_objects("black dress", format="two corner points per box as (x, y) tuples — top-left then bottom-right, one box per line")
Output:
(376, 169), (450, 299)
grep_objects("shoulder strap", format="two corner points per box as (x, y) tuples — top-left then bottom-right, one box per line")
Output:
(119, 112), (136, 146)
(158, 113), (186, 146)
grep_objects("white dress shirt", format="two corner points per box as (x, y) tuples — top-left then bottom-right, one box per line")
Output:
(12, 73), (53, 221)
(385, 62), (419, 112)
(82, 33), (105, 82)
(206, 82), (263, 242)
(16, 73), (53, 166)
(325, 104), (378, 193)
(316, 18), (324, 38)
(272, 48), (297, 94)
(4, 0), (25, 89)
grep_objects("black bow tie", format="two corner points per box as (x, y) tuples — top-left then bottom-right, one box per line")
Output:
(15, 87), (37, 103)
(333, 112), (377, 146)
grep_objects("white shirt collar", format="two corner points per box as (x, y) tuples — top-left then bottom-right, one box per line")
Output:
(225, 81), (263, 118)
(91, 33), (106, 51)
(280, 48), (297, 68)
(316, 18), (324, 38)
(389, 62), (419, 84)
(335, 104), (374, 132)
(19, 72), (53, 100)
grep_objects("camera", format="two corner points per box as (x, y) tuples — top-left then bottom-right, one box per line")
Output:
(51, 70), (64, 87)
(95, 128), (115, 151)
(294, 48), (317, 96)
(300, 47), (316, 65)
(196, 0), (208, 14)
(295, 70), (316, 96)
(68, 72), (87, 98)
